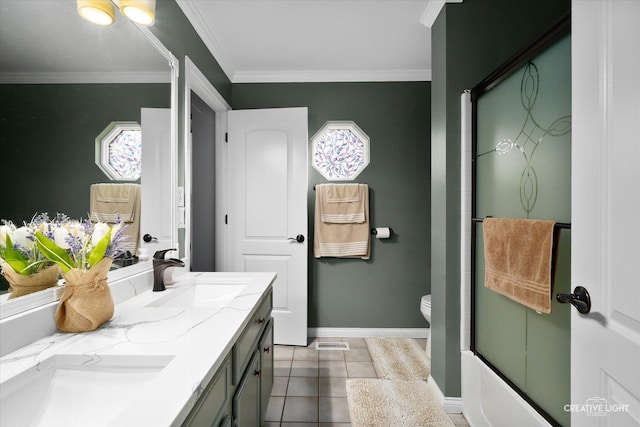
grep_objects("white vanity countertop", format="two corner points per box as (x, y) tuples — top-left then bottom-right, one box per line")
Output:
(0, 271), (276, 427)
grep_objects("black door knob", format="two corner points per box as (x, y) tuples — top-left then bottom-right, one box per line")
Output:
(288, 234), (305, 243)
(556, 286), (591, 314)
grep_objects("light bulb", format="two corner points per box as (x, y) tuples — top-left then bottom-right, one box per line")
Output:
(120, 0), (156, 26)
(77, 0), (115, 26)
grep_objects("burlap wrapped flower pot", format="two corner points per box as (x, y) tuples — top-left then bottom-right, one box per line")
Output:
(1, 264), (60, 299)
(56, 258), (114, 333)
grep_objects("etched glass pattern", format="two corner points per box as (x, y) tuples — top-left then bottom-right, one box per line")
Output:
(108, 130), (142, 180)
(312, 122), (369, 181)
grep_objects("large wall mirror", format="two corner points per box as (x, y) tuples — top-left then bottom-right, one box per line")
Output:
(0, 0), (178, 315)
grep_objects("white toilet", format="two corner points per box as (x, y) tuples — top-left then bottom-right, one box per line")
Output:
(420, 294), (432, 358)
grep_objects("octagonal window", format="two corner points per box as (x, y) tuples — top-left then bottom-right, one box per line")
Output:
(311, 121), (370, 181)
(95, 121), (142, 181)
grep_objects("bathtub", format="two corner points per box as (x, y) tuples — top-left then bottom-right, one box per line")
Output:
(461, 351), (551, 427)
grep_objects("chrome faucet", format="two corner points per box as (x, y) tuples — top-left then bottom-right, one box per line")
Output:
(152, 249), (185, 292)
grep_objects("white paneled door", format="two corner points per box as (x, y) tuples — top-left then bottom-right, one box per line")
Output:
(228, 107), (308, 346)
(572, 1), (640, 426)
(140, 108), (173, 251)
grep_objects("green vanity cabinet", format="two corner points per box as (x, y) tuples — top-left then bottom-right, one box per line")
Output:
(233, 352), (260, 427)
(181, 290), (273, 427)
(259, 318), (274, 420)
(182, 355), (232, 427)
(233, 317), (274, 426)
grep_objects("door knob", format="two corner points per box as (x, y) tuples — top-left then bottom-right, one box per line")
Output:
(288, 234), (305, 243)
(556, 286), (591, 314)
(143, 234), (158, 243)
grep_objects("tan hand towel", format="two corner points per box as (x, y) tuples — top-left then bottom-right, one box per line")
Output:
(327, 183), (360, 203)
(317, 183), (365, 223)
(483, 218), (556, 314)
(314, 183), (370, 259)
(90, 183), (141, 253)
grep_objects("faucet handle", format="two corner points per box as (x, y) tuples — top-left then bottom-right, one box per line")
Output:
(153, 248), (177, 260)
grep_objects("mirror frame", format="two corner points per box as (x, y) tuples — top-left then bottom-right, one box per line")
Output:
(0, 26), (179, 320)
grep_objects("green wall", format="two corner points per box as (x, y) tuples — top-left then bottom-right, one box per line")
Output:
(2, 83), (169, 221)
(430, 0), (571, 398)
(233, 82), (431, 328)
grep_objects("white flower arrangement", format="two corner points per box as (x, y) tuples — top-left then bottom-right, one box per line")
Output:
(34, 213), (129, 273)
(0, 213), (55, 275)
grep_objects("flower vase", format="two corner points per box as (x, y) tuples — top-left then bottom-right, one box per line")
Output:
(56, 258), (114, 333)
(1, 264), (61, 299)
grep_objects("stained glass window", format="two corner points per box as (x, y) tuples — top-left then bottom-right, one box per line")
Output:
(311, 121), (369, 181)
(95, 122), (142, 181)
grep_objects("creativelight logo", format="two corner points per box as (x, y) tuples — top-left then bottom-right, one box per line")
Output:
(564, 397), (630, 417)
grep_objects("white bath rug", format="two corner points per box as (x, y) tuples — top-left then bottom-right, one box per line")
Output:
(365, 338), (430, 380)
(347, 378), (454, 427)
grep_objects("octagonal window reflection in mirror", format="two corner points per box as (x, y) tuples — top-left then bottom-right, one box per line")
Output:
(311, 121), (370, 181)
(95, 121), (142, 181)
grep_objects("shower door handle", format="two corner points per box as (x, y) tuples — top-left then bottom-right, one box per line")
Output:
(288, 234), (305, 243)
(556, 286), (591, 314)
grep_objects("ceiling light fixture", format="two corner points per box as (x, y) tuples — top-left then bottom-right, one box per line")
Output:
(119, 0), (156, 26)
(77, 0), (116, 26)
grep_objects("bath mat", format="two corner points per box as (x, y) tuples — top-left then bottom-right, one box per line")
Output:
(347, 378), (454, 427)
(366, 338), (430, 380)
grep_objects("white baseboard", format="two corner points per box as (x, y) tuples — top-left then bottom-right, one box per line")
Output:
(308, 327), (430, 339)
(429, 375), (463, 414)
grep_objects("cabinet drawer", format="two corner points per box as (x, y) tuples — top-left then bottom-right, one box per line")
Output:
(182, 355), (231, 427)
(232, 291), (272, 384)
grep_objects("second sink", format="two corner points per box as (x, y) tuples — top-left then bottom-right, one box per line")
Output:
(147, 284), (248, 308)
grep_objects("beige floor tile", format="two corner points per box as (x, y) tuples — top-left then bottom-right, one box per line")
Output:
(318, 360), (347, 378)
(290, 360), (319, 377)
(275, 345), (295, 361)
(319, 397), (351, 423)
(287, 376), (318, 397)
(344, 348), (371, 362)
(319, 423), (351, 427)
(282, 423), (319, 427)
(449, 413), (471, 426)
(294, 347), (319, 361)
(265, 396), (285, 422)
(346, 361), (377, 378)
(282, 396), (318, 423)
(319, 377), (347, 397)
(274, 359), (292, 377)
(318, 350), (346, 361)
(272, 376), (289, 396)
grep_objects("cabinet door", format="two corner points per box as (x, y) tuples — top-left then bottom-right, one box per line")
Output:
(259, 318), (274, 422)
(183, 356), (231, 427)
(233, 352), (260, 427)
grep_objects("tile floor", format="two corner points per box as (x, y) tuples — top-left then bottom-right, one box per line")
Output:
(262, 337), (470, 427)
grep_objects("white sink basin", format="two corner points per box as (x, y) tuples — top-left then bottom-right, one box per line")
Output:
(0, 354), (174, 426)
(147, 284), (247, 308)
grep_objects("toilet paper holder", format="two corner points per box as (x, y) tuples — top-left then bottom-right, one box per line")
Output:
(371, 227), (394, 236)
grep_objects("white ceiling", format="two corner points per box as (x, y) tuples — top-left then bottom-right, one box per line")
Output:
(0, 0), (170, 83)
(176, 0), (440, 83)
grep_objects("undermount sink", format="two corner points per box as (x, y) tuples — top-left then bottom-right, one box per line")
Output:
(0, 354), (174, 426)
(146, 283), (248, 308)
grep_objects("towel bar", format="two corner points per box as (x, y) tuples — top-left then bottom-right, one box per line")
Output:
(472, 217), (571, 229)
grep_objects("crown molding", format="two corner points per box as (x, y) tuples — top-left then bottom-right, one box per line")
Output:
(420, 0), (463, 29)
(176, 0), (236, 81)
(233, 69), (431, 83)
(0, 71), (171, 84)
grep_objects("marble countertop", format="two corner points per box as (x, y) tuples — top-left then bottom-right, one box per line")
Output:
(0, 271), (276, 427)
